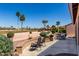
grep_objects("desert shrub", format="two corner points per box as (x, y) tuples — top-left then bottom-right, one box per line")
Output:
(40, 31), (51, 38)
(40, 32), (47, 37)
(51, 28), (58, 34)
(29, 31), (32, 34)
(0, 35), (13, 56)
(62, 29), (66, 33)
(59, 29), (66, 33)
(7, 32), (14, 38)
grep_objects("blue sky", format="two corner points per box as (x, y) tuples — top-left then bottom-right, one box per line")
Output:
(0, 3), (71, 28)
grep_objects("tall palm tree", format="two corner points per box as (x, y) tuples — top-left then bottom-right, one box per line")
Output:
(20, 15), (25, 31)
(42, 20), (48, 29)
(56, 21), (60, 33)
(52, 25), (55, 28)
(47, 25), (50, 29)
(10, 26), (13, 30)
(16, 11), (20, 30)
(16, 11), (20, 17)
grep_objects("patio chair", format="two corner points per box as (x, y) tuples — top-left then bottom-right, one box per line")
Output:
(61, 33), (66, 40)
(35, 36), (43, 50)
(49, 35), (53, 41)
(29, 43), (37, 51)
(40, 37), (46, 47)
(29, 36), (42, 51)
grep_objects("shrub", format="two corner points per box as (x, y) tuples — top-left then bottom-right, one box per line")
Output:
(7, 32), (14, 38)
(40, 32), (47, 37)
(51, 28), (58, 34)
(40, 31), (51, 37)
(59, 29), (66, 33)
(0, 35), (13, 56)
(62, 29), (66, 33)
(29, 31), (32, 34)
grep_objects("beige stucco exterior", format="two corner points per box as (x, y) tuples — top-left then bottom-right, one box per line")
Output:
(66, 23), (75, 38)
(68, 3), (79, 44)
(75, 4), (79, 45)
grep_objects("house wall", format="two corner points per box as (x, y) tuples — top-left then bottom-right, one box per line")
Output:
(68, 3), (79, 45)
(66, 23), (75, 38)
(75, 5), (79, 45)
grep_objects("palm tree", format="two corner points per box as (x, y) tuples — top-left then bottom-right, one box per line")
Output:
(16, 11), (20, 17)
(20, 15), (25, 31)
(52, 25), (55, 28)
(10, 26), (13, 30)
(56, 21), (60, 33)
(47, 25), (50, 29)
(42, 20), (48, 29)
(16, 11), (20, 30)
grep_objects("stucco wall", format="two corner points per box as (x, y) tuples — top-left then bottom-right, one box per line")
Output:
(13, 32), (40, 42)
(66, 23), (75, 38)
(75, 5), (79, 45)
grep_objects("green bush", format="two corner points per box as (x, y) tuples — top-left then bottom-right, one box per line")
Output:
(7, 32), (14, 38)
(62, 29), (66, 33)
(40, 32), (47, 37)
(51, 28), (58, 34)
(40, 31), (51, 37)
(29, 31), (32, 34)
(0, 35), (13, 56)
(59, 29), (66, 33)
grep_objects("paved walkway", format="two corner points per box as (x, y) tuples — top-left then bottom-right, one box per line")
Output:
(38, 38), (78, 56)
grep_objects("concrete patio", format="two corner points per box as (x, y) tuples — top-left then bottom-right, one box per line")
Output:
(38, 38), (78, 56)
